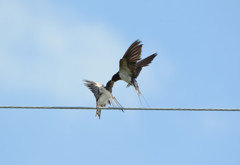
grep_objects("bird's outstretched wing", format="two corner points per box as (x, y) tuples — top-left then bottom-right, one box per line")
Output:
(120, 40), (142, 76)
(134, 53), (157, 78)
(84, 80), (103, 101)
(137, 53), (157, 67)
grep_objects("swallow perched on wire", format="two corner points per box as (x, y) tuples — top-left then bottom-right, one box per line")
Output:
(111, 40), (157, 96)
(84, 80), (123, 119)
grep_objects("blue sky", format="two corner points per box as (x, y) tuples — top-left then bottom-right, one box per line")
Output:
(0, 0), (240, 164)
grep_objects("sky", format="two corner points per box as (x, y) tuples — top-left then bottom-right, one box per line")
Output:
(0, 0), (240, 164)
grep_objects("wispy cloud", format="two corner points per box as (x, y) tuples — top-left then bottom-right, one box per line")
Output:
(0, 0), (124, 105)
(0, 0), (173, 108)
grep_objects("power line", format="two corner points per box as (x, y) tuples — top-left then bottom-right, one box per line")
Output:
(0, 106), (239, 111)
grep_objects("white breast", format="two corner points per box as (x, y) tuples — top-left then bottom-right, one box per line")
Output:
(119, 69), (132, 84)
(97, 88), (111, 107)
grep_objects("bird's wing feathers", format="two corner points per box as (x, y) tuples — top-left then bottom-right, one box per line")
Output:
(110, 95), (124, 112)
(120, 40), (142, 75)
(134, 53), (157, 78)
(137, 53), (157, 67)
(84, 80), (123, 111)
(84, 80), (103, 100)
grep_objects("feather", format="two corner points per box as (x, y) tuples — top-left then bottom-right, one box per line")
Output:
(134, 53), (157, 78)
(120, 40), (143, 76)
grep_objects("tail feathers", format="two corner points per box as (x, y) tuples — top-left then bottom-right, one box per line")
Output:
(138, 92), (150, 107)
(95, 108), (101, 119)
(133, 79), (141, 95)
(133, 80), (150, 107)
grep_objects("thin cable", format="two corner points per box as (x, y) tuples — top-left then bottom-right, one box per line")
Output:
(0, 106), (239, 111)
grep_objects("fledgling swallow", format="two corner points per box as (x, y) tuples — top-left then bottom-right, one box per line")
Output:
(84, 80), (123, 119)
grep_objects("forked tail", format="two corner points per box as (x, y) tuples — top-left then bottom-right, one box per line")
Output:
(95, 107), (101, 119)
(133, 79), (141, 95)
(138, 92), (150, 107)
(133, 79), (150, 107)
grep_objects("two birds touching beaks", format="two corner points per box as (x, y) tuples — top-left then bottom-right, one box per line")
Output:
(84, 40), (157, 119)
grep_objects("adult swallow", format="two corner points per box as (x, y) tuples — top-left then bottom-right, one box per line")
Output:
(111, 40), (157, 95)
(84, 80), (123, 119)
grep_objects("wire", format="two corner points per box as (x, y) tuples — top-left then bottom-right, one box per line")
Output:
(0, 106), (239, 111)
